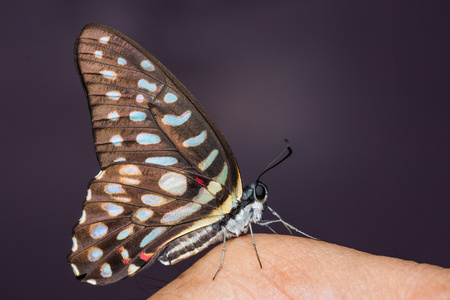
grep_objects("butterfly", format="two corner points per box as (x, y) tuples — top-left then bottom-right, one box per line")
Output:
(67, 24), (312, 286)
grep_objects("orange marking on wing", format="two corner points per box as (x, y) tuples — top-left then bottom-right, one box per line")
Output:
(139, 252), (154, 262)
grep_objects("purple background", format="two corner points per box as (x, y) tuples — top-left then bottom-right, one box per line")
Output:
(1, 1), (449, 299)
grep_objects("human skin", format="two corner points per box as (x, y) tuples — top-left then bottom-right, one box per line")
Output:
(149, 234), (450, 299)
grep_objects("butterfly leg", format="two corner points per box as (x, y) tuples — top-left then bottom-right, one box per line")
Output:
(256, 220), (279, 234)
(264, 207), (319, 240)
(249, 223), (263, 269)
(213, 227), (227, 280)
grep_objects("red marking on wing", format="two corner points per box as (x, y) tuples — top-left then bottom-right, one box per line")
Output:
(196, 177), (206, 187)
(122, 258), (130, 264)
(139, 252), (154, 262)
(118, 247), (124, 253)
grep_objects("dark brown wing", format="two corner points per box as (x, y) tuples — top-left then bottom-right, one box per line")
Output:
(67, 24), (242, 285)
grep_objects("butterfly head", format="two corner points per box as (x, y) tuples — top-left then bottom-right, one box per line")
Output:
(254, 181), (269, 210)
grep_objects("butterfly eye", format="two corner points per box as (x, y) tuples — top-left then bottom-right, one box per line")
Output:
(254, 183), (267, 202)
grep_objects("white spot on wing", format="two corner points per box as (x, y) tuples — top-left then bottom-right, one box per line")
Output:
(158, 172), (187, 196)
(136, 133), (160, 145)
(88, 247), (103, 261)
(71, 264), (80, 276)
(183, 130), (207, 147)
(135, 208), (154, 222)
(198, 149), (219, 171)
(145, 157), (178, 166)
(130, 111), (146, 122)
(102, 203), (124, 216)
(136, 94), (145, 103)
(162, 111), (191, 126)
(119, 165), (141, 175)
(100, 70), (117, 80)
(128, 264), (139, 275)
(106, 91), (121, 100)
(79, 210), (86, 223)
(141, 60), (155, 71)
(71, 237), (78, 251)
(138, 79), (156, 93)
(90, 223), (108, 239)
(164, 93), (178, 103)
(95, 171), (104, 179)
(110, 135), (123, 146)
(108, 111), (119, 121)
(214, 163), (228, 185)
(86, 279), (97, 285)
(117, 57), (127, 65)
(140, 227), (166, 247)
(193, 188), (214, 204)
(141, 194), (168, 206)
(105, 184), (125, 194)
(94, 51), (102, 58)
(99, 36), (110, 44)
(161, 203), (201, 224)
(117, 227), (133, 240)
(101, 263), (112, 278)
(207, 181), (222, 195)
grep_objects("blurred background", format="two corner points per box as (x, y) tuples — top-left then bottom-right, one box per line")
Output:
(1, 1), (449, 299)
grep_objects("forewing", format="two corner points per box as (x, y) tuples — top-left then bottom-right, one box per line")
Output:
(75, 24), (241, 198)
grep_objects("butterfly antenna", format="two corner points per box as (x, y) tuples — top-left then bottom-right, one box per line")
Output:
(257, 139), (292, 182)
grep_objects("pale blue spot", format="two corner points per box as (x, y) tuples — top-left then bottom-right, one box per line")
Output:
(91, 224), (108, 238)
(117, 57), (127, 65)
(120, 165), (140, 175)
(193, 188), (214, 204)
(117, 228), (132, 240)
(136, 94), (145, 103)
(121, 249), (129, 259)
(162, 111), (191, 126)
(161, 203), (201, 224)
(130, 111), (146, 122)
(108, 111), (119, 121)
(110, 135), (123, 146)
(141, 194), (167, 206)
(164, 93), (178, 103)
(100, 70), (117, 79)
(183, 130), (207, 147)
(114, 157), (126, 162)
(141, 60), (155, 71)
(103, 204), (123, 216)
(136, 208), (153, 221)
(136, 133), (160, 145)
(88, 248), (103, 261)
(140, 227), (166, 247)
(215, 163), (228, 185)
(138, 79), (156, 92)
(145, 157), (178, 166)
(158, 172), (187, 196)
(95, 51), (102, 58)
(105, 184), (124, 194)
(99, 36), (110, 44)
(199, 149), (219, 171)
(106, 91), (121, 100)
(101, 263), (112, 277)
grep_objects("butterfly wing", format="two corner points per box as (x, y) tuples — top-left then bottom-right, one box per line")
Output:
(68, 24), (242, 285)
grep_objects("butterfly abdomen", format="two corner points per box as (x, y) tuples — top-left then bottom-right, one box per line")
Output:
(158, 223), (224, 265)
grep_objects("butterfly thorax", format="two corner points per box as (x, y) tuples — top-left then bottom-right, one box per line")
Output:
(222, 183), (266, 237)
